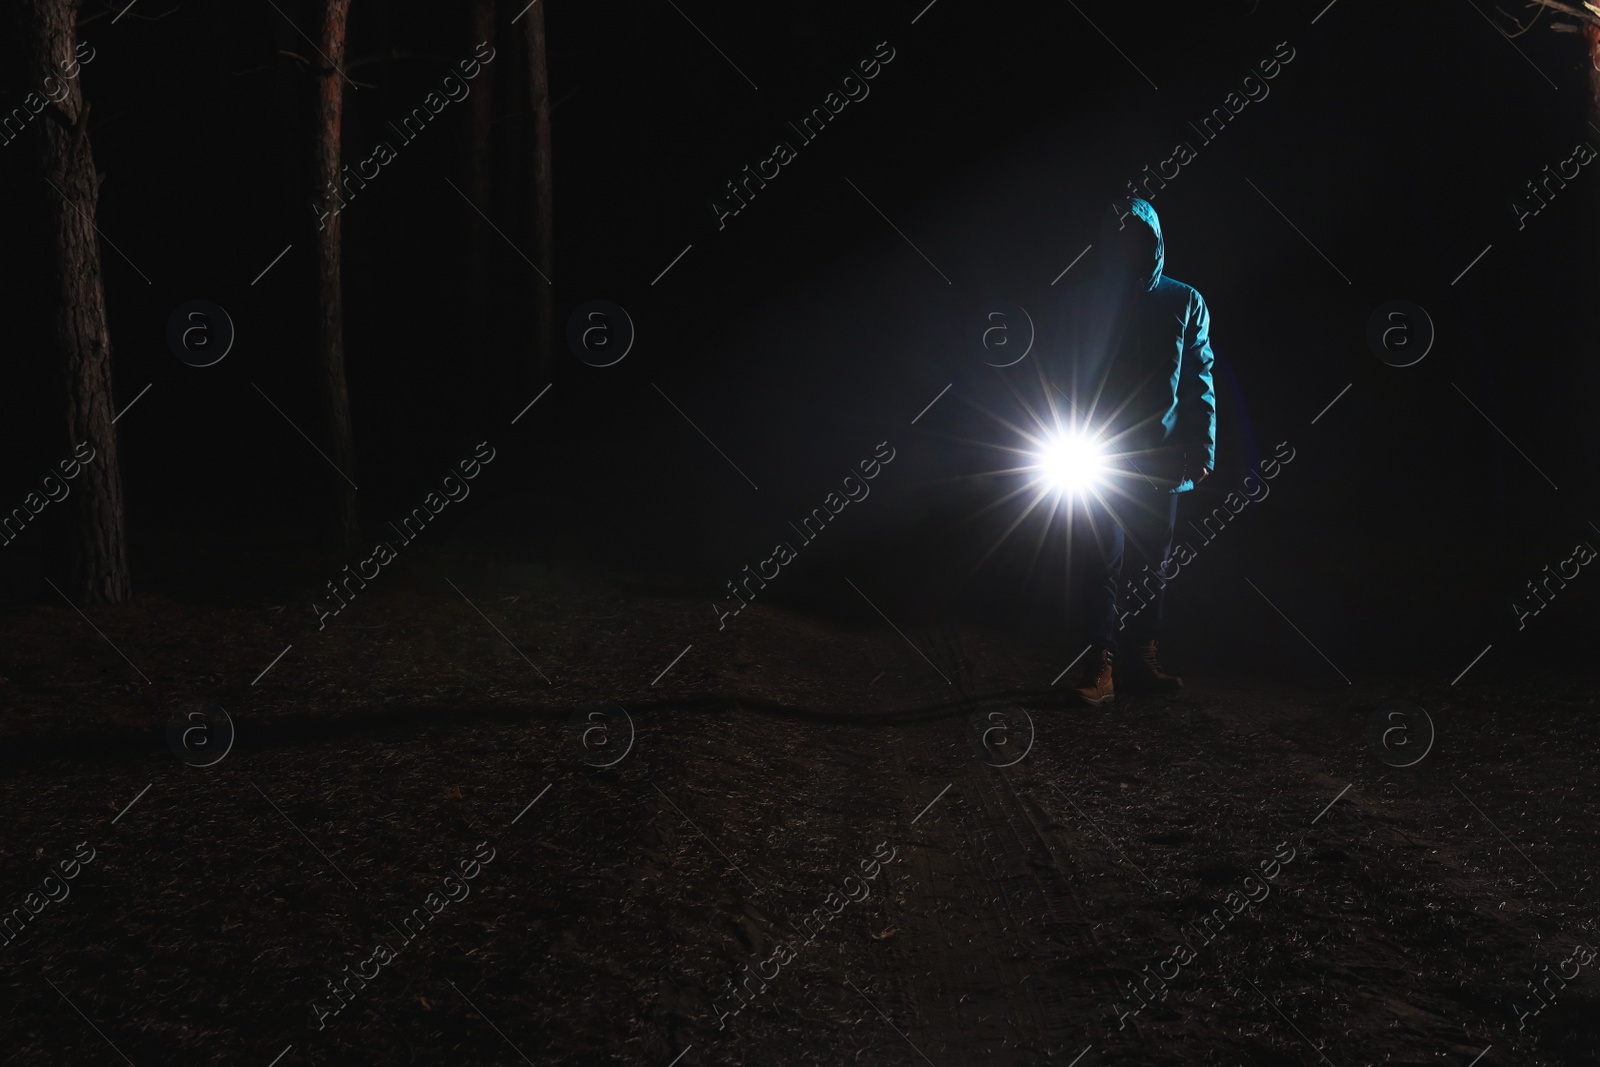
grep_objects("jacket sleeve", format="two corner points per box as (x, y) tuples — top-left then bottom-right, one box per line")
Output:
(1179, 290), (1217, 469)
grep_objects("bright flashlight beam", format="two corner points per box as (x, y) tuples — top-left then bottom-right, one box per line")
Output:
(1035, 432), (1107, 491)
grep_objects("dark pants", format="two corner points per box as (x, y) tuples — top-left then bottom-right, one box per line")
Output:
(1081, 486), (1179, 655)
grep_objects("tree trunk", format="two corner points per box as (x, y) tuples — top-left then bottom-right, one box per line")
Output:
(523, 0), (555, 387)
(1586, 22), (1600, 124)
(12, 0), (131, 605)
(314, 0), (361, 549)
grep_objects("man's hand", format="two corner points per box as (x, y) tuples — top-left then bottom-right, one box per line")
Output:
(1181, 459), (1211, 485)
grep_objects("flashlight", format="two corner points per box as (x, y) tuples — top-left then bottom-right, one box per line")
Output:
(1033, 430), (1107, 492)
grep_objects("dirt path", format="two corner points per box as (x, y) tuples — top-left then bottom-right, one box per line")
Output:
(1, 582), (1597, 1065)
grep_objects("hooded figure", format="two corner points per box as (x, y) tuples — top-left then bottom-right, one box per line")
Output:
(1056, 197), (1216, 491)
(1051, 197), (1216, 706)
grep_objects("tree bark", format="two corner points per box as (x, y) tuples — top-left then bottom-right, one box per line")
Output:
(11, 0), (131, 605)
(314, 0), (361, 549)
(523, 0), (555, 387)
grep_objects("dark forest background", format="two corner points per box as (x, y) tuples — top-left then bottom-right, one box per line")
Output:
(1, 0), (1595, 680)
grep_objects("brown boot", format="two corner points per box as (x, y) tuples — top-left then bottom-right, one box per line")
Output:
(1121, 639), (1183, 692)
(1071, 648), (1115, 707)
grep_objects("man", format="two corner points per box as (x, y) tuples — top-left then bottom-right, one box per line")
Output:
(1055, 197), (1216, 707)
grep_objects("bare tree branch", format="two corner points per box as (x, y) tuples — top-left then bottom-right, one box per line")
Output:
(1521, 0), (1600, 30)
(1502, 0), (1546, 37)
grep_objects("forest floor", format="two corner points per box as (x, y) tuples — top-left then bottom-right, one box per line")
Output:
(0, 547), (1598, 1067)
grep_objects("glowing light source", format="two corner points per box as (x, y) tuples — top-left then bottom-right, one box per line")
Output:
(1034, 431), (1107, 491)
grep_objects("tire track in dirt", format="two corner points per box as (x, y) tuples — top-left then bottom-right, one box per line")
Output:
(848, 623), (1109, 1064)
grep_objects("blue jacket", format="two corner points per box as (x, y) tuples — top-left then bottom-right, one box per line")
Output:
(1053, 198), (1216, 493)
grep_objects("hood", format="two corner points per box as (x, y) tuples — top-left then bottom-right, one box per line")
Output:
(1101, 197), (1164, 292)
